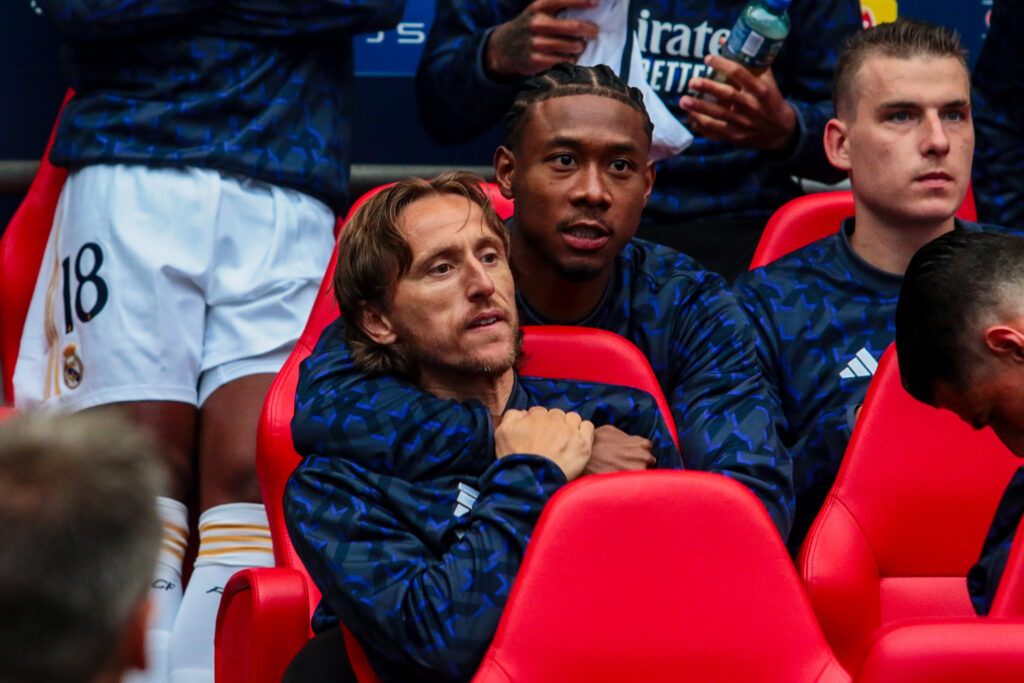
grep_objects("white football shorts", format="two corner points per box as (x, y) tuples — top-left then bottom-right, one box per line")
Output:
(13, 164), (335, 411)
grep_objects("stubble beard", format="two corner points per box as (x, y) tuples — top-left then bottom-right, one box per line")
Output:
(411, 332), (521, 380)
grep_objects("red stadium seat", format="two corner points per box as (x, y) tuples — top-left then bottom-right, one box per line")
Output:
(472, 471), (850, 683)
(798, 344), (1020, 672)
(519, 325), (679, 449)
(854, 618), (1024, 682)
(0, 91), (71, 403)
(216, 182), (676, 682)
(749, 187), (979, 269)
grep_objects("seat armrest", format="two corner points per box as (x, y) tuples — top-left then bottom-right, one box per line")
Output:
(215, 567), (313, 683)
(855, 617), (1024, 682)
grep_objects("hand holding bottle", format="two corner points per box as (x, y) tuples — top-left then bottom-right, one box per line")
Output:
(678, 0), (798, 152)
(680, 58), (797, 151)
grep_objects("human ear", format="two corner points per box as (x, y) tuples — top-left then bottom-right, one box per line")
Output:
(494, 146), (516, 200)
(823, 118), (851, 173)
(360, 305), (397, 345)
(983, 323), (1024, 363)
(642, 160), (656, 204)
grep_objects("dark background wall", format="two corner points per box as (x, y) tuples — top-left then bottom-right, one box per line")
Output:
(0, 0), (995, 229)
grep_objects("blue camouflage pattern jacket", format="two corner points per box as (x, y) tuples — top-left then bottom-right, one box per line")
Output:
(971, 0), (1024, 228)
(515, 237), (793, 536)
(734, 218), (989, 551)
(415, 0), (860, 224)
(286, 318), (681, 681)
(37, 0), (405, 214)
(970, 466), (1024, 616)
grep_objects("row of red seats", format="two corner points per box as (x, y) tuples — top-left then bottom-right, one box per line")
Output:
(212, 183), (1023, 681)
(3, 103), (1023, 681)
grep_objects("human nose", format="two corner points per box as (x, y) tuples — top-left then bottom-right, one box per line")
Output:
(569, 164), (612, 207)
(464, 257), (496, 298)
(921, 111), (951, 157)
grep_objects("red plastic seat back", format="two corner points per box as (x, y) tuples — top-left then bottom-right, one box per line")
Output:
(799, 344), (1020, 671)
(0, 91), (72, 402)
(519, 325), (678, 449)
(750, 191), (855, 269)
(750, 187), (979, 269)
(855, 618), (1024, 682)
(473, 471), (849, 683)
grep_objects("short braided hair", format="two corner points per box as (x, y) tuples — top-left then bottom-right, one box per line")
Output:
(502, 63), (653, 150)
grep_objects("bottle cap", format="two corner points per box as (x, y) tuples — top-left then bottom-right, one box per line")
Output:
(764, 0), (791, 11)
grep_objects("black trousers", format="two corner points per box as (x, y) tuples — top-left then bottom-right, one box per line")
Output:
(636, 213), (771, 282)
(282, 626), (360, 683)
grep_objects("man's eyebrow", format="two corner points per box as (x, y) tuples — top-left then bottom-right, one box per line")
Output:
(412, 243), (459, 269)
(544, 136), (644, 155)
(877, 100), (921, 110)
(877, 99), (971, 110)
(544, 135), (585, 150)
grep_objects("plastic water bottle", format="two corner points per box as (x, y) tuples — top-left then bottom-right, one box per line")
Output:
(709, 0), (791, 85)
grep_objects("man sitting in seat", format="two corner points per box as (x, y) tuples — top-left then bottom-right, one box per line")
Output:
(896, 230), (1024, 616)
(733, 18), (1006, 552)
(284, 172), (681, 682)
(296, 63), (794, 542)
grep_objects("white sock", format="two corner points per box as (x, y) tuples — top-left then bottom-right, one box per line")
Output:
(168, 503), (274, 683)
(126, 497), (188, 683)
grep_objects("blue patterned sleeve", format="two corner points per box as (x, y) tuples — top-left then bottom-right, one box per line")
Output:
(591, 384), (682, 470)
(36, 0), (211, 37)
(769, 0), (861, 184)
(651, 413), (683, 469)
(969, 466), (1024, 616)
(285, 453), (566, 680)
(971, 0), (1024, 228)
(210, 0), (406, 36)
(293, 319), (495, 478)
(529, 378), (683, 470)
(415, 0), (523, 144)
(669, 272), (794, 538)
(38, 0), (403, 39)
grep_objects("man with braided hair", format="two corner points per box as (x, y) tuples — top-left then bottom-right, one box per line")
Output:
(415, 0), (861, 279)
(295, 64), (792, 546)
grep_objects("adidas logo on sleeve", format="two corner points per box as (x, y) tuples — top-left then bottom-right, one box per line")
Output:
(839, 347), (879, 380)
(453, 482), (480, 518)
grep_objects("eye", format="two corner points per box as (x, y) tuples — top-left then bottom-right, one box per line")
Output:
(887, 111), (912, 123)
(943, 109), (967, 122)
(552, 153), (575, 167)
(480, 251), (499, 265)
(610, 159), (632, 172)
(429, 262), (452, 276)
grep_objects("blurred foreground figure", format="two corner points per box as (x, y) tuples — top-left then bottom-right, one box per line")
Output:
(0, 410), (164, 683)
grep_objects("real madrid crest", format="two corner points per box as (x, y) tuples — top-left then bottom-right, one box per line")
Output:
(63, 343), (83, 389)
